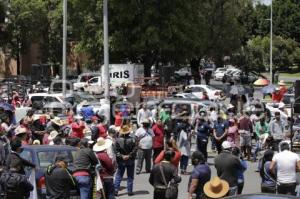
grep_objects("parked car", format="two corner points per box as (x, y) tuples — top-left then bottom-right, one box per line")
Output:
(73, 72), (101, 91)
(185, 84), (222, 100)
(83, 76), (105, 95)
(173, 93), (198, 99)
(174, 67), (192, 77)
(20, 145), (79, 199)
(214, 68), (226, 81)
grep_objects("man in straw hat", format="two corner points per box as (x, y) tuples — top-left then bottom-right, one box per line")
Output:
(114, 125), (138, 196)
(202, 177), (229, 199)
(94, 137), (115, 199)
(135, 118), (154, 175)
(214, 141), (243, 196)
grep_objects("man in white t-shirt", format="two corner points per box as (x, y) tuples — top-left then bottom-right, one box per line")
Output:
(135, 119), (154, 174)
(270, 142), (300, 195)
(137, 104), (152, 127)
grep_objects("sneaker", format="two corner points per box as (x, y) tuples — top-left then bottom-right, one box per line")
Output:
(114, 191), (118, 196)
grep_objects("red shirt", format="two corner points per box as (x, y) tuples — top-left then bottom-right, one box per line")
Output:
(152, 124), (164, 149)
(154, 148), (181, 168)
(272, 92), (283, 102)
(96, 151), (115, 179)
(71, 122), (85, 139)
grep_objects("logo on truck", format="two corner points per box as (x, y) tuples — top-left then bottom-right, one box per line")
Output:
(110, 70), (130, 79)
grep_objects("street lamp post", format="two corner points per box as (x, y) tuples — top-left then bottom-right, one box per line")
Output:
(270, 0), (273, 84)
(62, 0), (67, 98)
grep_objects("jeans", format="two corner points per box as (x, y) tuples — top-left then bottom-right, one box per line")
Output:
(277, 183), (296, 195)
(197, 137), (208, 160)
(103, 178), (115, 199)
(75, 175), (92, 199)
(136, 148), (152, 173)
(216, 137), (226, 154)
(180, 155), (189, 171)
(272, 139), (282, 152)
(114, 160), (135, 193)
(228, 186), (238, 196)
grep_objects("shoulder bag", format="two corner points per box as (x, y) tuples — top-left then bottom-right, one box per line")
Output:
(159, 163), (178, 199)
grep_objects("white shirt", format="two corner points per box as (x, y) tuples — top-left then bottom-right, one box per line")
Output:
(209, 111), (218, 122)
(135, 127), (154, 149)
(273, 150), (300, 183)
(137, 108), (152, 126)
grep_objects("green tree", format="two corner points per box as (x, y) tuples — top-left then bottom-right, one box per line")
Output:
(3, 0), (47, 74)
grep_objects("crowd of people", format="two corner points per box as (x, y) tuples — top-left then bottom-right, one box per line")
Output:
(0, 78), (298, 199)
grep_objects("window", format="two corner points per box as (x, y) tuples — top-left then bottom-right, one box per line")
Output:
(191, 87), (204, 92)
(45, 96), (60, 103)
(20, 150), (33, 177)
(38, 151), (73, 169)
(89, 78), (99, 84)
(31, 96), (44, 103)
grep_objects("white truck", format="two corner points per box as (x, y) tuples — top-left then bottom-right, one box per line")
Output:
(84, 64), (144, 94)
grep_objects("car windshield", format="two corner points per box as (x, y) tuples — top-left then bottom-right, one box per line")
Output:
(37, 150), (73, 170)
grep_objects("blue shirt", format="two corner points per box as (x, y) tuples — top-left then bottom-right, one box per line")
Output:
(188, 163), (211, 197)
(213, 121), (228, 137)
(196, 123), (211, 138)
(81, 106), (94, 120)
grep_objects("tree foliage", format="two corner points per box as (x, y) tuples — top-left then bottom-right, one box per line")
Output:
(233, 35), (300, 72)
(1, 0), (300, 75)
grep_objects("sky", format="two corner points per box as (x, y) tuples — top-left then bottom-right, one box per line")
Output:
(260, 0), (271, 5)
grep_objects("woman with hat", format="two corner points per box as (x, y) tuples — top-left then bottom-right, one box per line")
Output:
(202, 177), (229, 199)
(94, 137), (116, 199)
(114, 125), (138, 196)
(278, 80), (287, 96)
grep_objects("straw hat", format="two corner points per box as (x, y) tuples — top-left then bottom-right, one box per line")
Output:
(119, 125), (132, 135)
(227, 104), (235, 109)
(278, 80), (286, 86)
(51, 117), (64, 126)
(48, 131), (59, 141)
(93, 137), (112, 152)
(33, 140), (41, 145)
(203, 177), (229, 198)
(15, 127), (28, 136)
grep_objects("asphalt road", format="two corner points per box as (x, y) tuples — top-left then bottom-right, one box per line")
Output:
(115, 142), (261, 199)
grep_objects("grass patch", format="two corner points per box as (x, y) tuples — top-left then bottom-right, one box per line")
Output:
(280, 73), (300, 77)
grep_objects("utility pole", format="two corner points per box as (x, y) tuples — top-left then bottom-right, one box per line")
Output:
(103, 0), (109, 101)
(62, 0), (67, 98)
(270, 0), (273, 84)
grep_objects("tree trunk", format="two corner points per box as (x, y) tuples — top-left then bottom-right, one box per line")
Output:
(190, 58), (200, 84)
